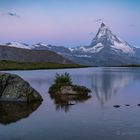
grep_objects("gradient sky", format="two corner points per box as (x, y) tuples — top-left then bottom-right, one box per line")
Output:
(0, 0), (140, 47)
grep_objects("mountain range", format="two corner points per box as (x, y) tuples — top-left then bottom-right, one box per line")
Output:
(0, 45), (73, 64)
(1, 23), (140, 66)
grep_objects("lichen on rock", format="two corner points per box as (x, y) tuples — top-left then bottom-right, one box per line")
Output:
(0, 72), (43, 102)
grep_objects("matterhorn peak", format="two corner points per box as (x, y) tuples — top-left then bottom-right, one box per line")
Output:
(101, 22), (106, 28)
(89, 23), (135, 54)
(96, 23), (112, 39)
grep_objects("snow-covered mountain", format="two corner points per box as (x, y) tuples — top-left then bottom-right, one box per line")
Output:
(33, 43), (50, 49)
(33, 43), (72, 55)
(70, 23), (135, 55)
(1, 23), (140, 66)
(5, 41), (31, 49)
(0, 45), (73, 64)
(32, 23), (140, 66)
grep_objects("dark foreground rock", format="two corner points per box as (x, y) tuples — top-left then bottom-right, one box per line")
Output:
(0, 101), (41, 125)
(0, 73), (43, 102)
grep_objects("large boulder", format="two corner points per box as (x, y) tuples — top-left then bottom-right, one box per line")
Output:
(0, 73), (43, 102)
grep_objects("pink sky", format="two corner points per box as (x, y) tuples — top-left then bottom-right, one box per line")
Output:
(0, 0), (140, 47)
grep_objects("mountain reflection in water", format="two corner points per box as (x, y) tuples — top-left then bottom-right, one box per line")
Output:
(0, 101), (41, 125)
(91, 68), (140, 105)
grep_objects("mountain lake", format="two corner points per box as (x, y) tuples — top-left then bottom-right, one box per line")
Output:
(0, 67), (140, 140)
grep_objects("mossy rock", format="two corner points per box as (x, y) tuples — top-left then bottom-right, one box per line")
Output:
(49, 73), (91, 96)
(49, 85), (91, 95)
(0, 73), (43, 102)
(49, 73), (92, 112)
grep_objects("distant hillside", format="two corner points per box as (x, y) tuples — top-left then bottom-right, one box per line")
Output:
(0, 45), (74, 64)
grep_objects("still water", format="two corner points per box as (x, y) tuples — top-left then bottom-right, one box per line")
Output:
(1, 67), (140, 140)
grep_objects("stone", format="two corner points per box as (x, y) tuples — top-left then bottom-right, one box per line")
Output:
(60, 86), (77, 95)
(125, 104), (130, 106)
(49, 85), (91, 95)
(113, 105), (120, 108)
(0, 72), (43, 102)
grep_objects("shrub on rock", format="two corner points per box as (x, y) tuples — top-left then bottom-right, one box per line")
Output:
(49, 73), (91, 95)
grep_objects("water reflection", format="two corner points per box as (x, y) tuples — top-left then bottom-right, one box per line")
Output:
(10, 68), (140, 109)
(0, 101), (41, 125)
(50, 94), (91, 112)
(91, 68), (139, 105)
(3, 64), (140, 140)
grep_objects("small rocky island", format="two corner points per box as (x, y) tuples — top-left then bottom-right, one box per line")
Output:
(0, 72), (43, 102)
(49, 73), (91, 111)
(49, 72), (91, 96)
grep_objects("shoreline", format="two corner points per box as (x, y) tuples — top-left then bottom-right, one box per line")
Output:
(1, 60), (140, 71)
(0, 60), (89, 71)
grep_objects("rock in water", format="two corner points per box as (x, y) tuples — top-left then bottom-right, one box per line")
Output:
(49, 85), (91, 95)
(60, 86), (77, 95)
(113, 105), (120, 108)
(48, 72), (91, 112)
(0, 73), (43, 102)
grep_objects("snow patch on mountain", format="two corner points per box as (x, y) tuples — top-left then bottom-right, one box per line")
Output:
(89, 43), (104, 53)
(6, 42), (31, 49)
(68, 43), (104, 53)
(76, 43), (104, 53)
(68, 47), (75, 52)
(33, 43), (52, 49)
(111, 40), (135, 54)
